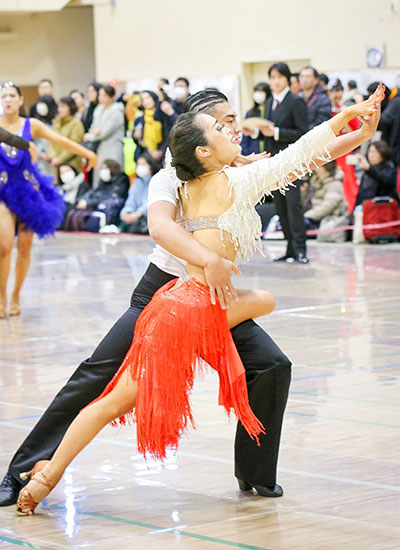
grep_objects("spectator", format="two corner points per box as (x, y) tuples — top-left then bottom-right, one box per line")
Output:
(290, 72), (301, 95)
(84, 84), (125, 187)
(31, 94), (58, 175)
(59, 164), (88, 206)
(64, 160), (129, 231)
(82, 81), (101, 133)
(157, 77), (170, 101)
(354, 141), (398, 207)
(319, 73), (329, 91)
(329, 79), (344, 114)
(172, 77), (190, 115)
(379, 87), (400, 167)
(134, 91), (165, 161)
(70, 90), (86, 120)
(303, 161), (347, 229)
(120, 152), (160, 234)
(299, 66), (332, 129)
(47, 96), (85, 179)
(29, 78), (55, 118)
(262, 62), (309, 263)
(343, 79), (360, 106)
(241, 82), (271, 155)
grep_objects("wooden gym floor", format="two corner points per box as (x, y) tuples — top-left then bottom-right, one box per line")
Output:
(0, 232), (399, 549)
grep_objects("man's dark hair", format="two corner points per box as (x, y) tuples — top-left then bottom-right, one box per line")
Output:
(348, 80), (357, 90)
(182, 88), (228, 116)
(39, 78), (53, 87)
(160, 78), (169, 86)
(300, 66), (319, 79)
(175, 77), (190, 88)
(291, 72), (300, 80)
(70, 89), (85, 99)
(100, 85), (116, 98)
(268, 62), (291, 84)
(59, 96), (78, 116)
(319, 73), (329, 86)
(168, 111), (208, 181)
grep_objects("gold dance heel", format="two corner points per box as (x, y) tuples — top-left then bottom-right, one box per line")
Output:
(16, 462), (54, 516)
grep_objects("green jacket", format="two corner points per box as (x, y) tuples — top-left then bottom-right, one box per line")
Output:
(48, 115), (84, 174)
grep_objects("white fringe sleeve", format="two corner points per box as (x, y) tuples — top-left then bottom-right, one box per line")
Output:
(225, 121), (336, 206)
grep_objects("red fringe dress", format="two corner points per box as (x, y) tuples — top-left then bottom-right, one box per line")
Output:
(91, 121), (337, 461)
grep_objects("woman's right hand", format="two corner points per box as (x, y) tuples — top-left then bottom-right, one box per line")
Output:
(28, 142), (38, 164)
(86, 151), (97, 170)
(348, 83), (385, 119)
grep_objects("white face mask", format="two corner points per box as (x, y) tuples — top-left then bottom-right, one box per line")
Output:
(36, 102), (49, 117)
(174, 86), (187, 100)
(253, 91), (267, 105)
(60, 170), (75, 185)
(136, 164), (151, 179)
(100, 168), (112, 182)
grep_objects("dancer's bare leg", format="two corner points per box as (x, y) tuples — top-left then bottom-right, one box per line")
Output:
(18, 288), (274, 510)
(227, 289), (275, 328)
(0, 204), (15, 318)
(10, 229), (34, 315)
(19, 369), (138, 508)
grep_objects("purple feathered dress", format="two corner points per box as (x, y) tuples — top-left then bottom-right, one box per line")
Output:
(0, 118), (65, 237)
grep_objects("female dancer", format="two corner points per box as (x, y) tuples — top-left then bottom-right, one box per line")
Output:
(16, 84), (385, 515)
(0, 83), (97, 318)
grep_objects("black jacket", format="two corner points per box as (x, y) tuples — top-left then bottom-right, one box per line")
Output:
(299, 84), (332, 129)
(355, 161), (398, 206)
(379, 94), (400, 166)
(79, 173), (129, 210)
(263, 91), (308, 155)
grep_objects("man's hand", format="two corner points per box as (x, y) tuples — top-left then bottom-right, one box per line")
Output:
(259, 125), (275, 137)
(232, 151), (270, 167)
(28, 142), (38, 164)
(204, 255), (241, 309)
(77, 199), (87, 209)
(160, 100), (175, 116)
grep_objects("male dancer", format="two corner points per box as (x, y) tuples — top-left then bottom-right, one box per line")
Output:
(0, 90), (290, 504)
(0, 84), (382, 505)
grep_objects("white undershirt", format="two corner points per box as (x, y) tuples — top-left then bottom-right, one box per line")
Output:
(147, 169), (186, 276)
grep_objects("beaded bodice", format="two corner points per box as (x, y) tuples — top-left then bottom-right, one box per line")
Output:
(183, 215), (219, 232)
(168, 121), (336, 263)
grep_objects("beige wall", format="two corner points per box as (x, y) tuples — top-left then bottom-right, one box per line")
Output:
(0, 6), (95, 100)
(91, 0), (400, 80)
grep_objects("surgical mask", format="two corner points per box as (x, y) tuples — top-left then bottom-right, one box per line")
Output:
(136, 164), (150, 179)
(174, 86), (187, 100)
(253, 91), (266, 105)
(60, 170), (75, 185)
(36, 102), (49, 117)
(100, 168), (112, 182)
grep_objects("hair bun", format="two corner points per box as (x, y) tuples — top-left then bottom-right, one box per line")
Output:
(173, 161), (195, 182)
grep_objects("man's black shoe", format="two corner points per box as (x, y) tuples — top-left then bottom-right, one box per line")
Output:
(237, 479), (284, 497)
(295, 252), (309, 264)
(273, 255), (294, 263)
(0, 473), (21, 506)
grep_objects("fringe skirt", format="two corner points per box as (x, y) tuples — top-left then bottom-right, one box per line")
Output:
(90, 276), (265, 461)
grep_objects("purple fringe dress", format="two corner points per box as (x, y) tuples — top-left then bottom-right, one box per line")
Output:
(0, 118), (65, 237)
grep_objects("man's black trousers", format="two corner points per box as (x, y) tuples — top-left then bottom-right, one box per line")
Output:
(8, 263), (291, 487)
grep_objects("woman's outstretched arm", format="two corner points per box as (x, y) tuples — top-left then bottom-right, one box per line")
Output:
(30, 118), (97, 170)
(229, 84), (385, 205)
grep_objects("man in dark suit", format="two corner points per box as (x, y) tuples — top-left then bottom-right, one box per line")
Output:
(260, 62), (309, 263)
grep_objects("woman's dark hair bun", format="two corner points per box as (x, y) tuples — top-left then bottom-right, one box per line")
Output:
(168, 112), (208, 181)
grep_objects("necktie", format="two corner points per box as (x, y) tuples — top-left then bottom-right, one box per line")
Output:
(272, 99), (280, 111)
